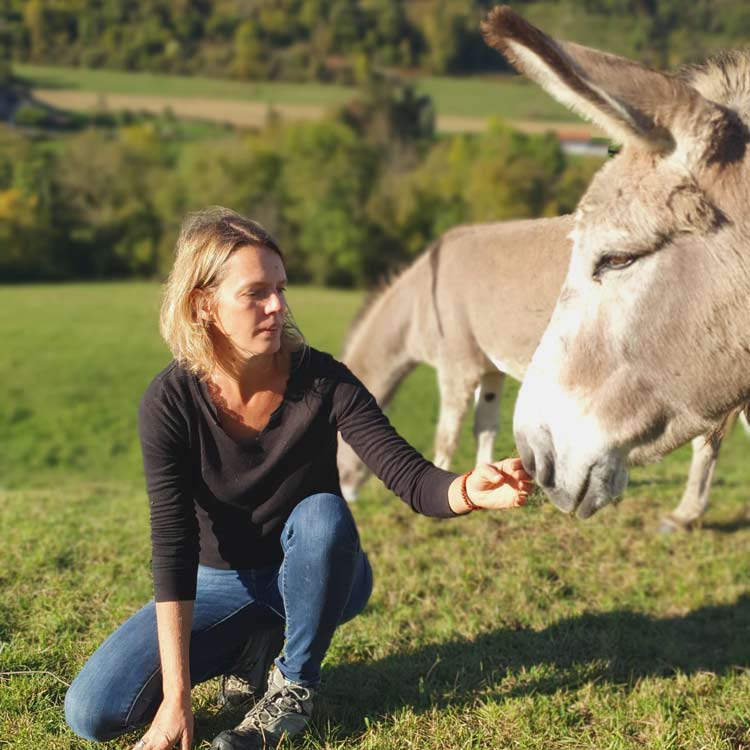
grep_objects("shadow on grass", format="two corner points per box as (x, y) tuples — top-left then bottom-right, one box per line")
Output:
(627, 477), (682, 488)
(194, 593), (750, 745)
(701, 518), (750, 534)
(190, 595), (750, 744)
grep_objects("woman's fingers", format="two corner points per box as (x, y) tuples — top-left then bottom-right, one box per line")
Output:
(501, 467), (534, 493)
(502, 465), (533, 484)
(132, 729), (177, 750)
(132, 738), (156, 750)
(483, 459), (533, 486)
(131, 736), (152, 750)
(497, 457), (527, 476)
(466, 459), (535, 511)
(482, 482), (528, 509)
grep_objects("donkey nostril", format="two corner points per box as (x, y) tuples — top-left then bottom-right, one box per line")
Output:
(537, 454), (556, 489)
(515, 434), (536, 477)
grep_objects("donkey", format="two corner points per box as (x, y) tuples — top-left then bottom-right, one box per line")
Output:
(337, 215), (742, 530)
(479, 7), (750, 518)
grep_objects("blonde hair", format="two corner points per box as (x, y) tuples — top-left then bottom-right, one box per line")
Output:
(160, 206), (304, 377)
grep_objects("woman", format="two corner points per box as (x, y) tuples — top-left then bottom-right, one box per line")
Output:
(64, 207), (533, 750)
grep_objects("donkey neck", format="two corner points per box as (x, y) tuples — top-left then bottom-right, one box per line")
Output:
(342, 278), (419, 406)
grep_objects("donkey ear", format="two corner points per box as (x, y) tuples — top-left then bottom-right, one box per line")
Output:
(481, 6), (727, 161)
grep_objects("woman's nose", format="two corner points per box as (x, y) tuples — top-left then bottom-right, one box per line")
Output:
(266, 292), (284, 314)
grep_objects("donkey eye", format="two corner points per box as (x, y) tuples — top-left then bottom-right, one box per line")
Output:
(605, 254), (635, 268)
(594, 253), (637, 277)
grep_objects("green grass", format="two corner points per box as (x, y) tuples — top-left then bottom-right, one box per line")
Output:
(2, 283), (750, 749)
(16, 63), (578, 122)
(416, 75), (576, 122)
(15, 64), (357, 108)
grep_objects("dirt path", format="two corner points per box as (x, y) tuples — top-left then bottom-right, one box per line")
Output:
(35, 89), (324, 129)
(34, 89), (604, 139)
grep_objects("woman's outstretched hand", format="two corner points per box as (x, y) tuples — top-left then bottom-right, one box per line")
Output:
(449, 457), (534, 514)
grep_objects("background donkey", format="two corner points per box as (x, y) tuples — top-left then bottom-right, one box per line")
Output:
(338, 215), (744, 530)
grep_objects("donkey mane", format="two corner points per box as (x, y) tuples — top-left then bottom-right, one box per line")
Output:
(680, 49), (750, 127)
(341, 279), (391, 356)
(341, 239), (443, 356)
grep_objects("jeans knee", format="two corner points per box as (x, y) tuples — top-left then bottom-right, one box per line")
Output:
(64, 678), (117, 742)
(285, 493), (358, 552)
(340, 552), (373, 624)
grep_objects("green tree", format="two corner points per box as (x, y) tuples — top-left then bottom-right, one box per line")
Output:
(233, 20), (269, 79)
(23, 0), (47, 61)
(420, 0), (471, 74)
(155, 133), (285, 275)
(54, 127), (166, 277)
(279, 120), (383, 286)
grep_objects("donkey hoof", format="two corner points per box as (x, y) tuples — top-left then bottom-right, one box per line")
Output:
(341, 485), (358, 503)
(658, 515), (691, 534)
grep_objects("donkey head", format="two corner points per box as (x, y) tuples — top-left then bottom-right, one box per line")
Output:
(483, 7), (750, 517)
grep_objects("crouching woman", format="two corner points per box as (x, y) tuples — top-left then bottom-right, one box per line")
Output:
(64, 207), (533, 750)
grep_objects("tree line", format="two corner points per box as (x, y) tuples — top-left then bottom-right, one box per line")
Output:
(6, 1), (750, 82)
(0, 79), (600, 285)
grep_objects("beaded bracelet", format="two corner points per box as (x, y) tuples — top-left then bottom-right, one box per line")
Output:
(460, 470), (477, 512)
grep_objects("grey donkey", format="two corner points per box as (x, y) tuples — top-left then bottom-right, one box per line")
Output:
(338, 215), (747, 529)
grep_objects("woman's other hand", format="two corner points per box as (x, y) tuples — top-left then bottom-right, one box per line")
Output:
(131, 694), (193, 750)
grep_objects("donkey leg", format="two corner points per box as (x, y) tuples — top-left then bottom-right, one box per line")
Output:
(434, 371), (476, 470)
(337, 434), (369, 502)
(659, 431), (724, 533)
(473, 371), (505, 465)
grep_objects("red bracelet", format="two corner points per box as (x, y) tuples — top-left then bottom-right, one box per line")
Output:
(461, 470), (477, 512)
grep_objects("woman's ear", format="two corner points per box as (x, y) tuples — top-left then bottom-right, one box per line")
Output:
(191, 289), (213, 324)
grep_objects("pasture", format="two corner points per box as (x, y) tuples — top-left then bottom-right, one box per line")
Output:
(16, 64), (592, 136)
(2, 282), (750, 749)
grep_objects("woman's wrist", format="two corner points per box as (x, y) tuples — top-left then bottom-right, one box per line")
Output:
(461, 471), (478, 511)
(448, 473), (475, 515)
(161, 685), (192, 704)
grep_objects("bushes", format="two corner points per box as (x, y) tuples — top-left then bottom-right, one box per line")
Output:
(0, 98), (602, 285)
(10, 0), (750, 82)
(13, 102), (51, 128)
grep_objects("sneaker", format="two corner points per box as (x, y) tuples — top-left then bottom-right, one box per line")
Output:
(211, 665), (315, 750)
(217, 625), (285, 707)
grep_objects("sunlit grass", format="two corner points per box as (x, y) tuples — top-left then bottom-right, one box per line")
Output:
(2, 282), (750, 749)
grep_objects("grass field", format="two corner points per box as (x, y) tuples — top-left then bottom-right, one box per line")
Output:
(16, 64), (585, 134)
(3, 283), (750, 749)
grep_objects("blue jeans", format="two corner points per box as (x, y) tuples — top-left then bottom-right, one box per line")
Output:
(64, 493), (373, 742)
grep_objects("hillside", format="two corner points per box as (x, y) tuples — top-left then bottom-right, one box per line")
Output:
(10, 0), (750, 83)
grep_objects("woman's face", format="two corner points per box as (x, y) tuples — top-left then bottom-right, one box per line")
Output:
(206, 244), (288, 361)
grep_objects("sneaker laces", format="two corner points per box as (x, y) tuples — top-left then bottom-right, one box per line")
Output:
(236, 681), (312, 732)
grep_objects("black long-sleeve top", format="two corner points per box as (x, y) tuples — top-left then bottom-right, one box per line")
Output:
(138, 346), (459, 601)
